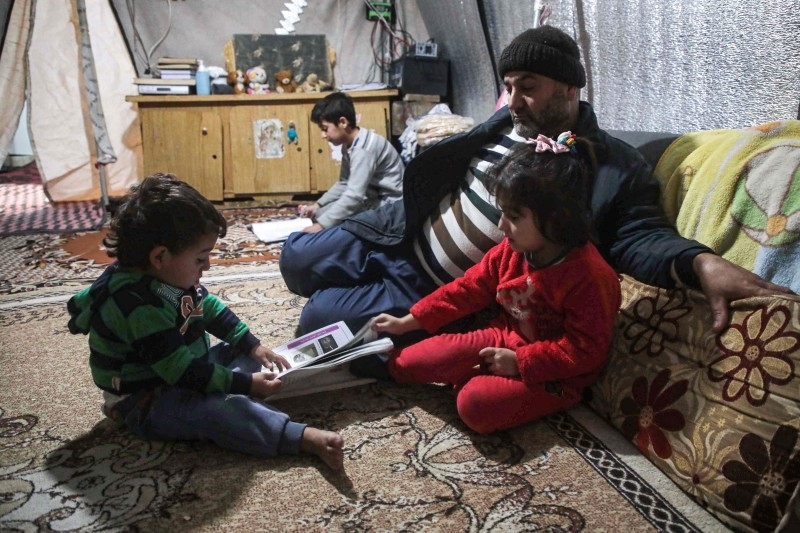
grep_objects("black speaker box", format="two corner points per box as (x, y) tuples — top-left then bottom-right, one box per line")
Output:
(391, 56), (449, 96)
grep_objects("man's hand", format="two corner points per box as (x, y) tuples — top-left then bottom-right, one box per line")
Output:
(250, 344), (291, 372)
(478, 347), (519, 377)
(694, 253), (794, 333)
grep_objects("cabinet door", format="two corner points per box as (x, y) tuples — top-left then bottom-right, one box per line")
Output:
(307, 109), (340, 193)
(357, 100), (391, 137)
(310, 100), (392, 192)
(228, 105), (311, 195)
(139, 108), (224, 201)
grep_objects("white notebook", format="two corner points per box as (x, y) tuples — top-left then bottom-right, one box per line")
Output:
(248, 218), (312, 243)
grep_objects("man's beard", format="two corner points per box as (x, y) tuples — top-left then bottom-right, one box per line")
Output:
(512, 89), (571, 139)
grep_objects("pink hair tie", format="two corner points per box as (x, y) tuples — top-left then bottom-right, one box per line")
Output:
(524, 131), (577, 154)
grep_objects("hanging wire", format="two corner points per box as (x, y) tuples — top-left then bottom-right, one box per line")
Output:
(125, 0), (146, 69)
(125, 0), (173, 74)
(362, 0), (416, 83)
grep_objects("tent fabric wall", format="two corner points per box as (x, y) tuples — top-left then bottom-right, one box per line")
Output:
(0, 0), (33, 166)
(412, 2), (498, 125)
(5, 0), (798, 203)
(474, 0), (799, 130)
(110, 0), (430, 95)
(573, 0), (800, 132)
(459, 0), (800, 129)
(28, 0), (140, 202)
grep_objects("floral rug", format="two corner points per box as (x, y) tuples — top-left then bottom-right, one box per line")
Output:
(0, 205), (734, 531)
(0, 265), (731, 532)
(0, 207), (294, 296)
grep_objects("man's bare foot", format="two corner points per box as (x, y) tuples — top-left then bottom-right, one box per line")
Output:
(301, 427), (344, 470)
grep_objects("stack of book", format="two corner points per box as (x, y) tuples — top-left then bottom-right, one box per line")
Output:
(153, 57), (198, 78)
(133, 57), (198, 95)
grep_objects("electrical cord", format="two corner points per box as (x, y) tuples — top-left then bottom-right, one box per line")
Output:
(363, 0), (416, 81)
(125, 0), (147, 70)
(125, 0), (173, 75)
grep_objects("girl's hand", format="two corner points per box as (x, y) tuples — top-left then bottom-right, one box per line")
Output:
(250, 344), (291, 372)
(478, 347), (520, 377)
(249, 371), (282, 399)
(370, 313), (420, 336)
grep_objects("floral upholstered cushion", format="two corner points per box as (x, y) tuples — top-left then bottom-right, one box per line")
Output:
(588, 275), (800, 533)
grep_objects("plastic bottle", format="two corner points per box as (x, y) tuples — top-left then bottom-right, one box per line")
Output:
(195, 59), (211, 96)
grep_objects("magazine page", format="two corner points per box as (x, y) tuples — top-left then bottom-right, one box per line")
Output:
(268, 366), (376, 401)
(264, 321), (355, 373)
(278, 337), (394, 391)
(276, 337), (393, 386)
(347, 319), (380, 346)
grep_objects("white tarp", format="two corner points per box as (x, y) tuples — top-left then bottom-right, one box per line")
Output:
(28, 0), (141, 202)
(0, 0), (33, 165)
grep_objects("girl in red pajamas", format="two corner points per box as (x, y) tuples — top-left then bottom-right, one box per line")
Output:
(371, 132), (622, 434)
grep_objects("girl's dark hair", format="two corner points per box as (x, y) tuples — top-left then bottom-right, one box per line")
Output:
(103, 173), (227, 268)
(310, 92), (357, 128)
(486, 137), (598, 248)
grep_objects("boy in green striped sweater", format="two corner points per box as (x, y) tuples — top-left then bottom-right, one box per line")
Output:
(67, 174), (343, 470)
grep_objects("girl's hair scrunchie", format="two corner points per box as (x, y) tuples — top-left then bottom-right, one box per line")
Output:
(524, 131), (577, 154)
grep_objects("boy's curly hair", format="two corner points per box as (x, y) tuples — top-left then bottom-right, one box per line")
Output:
(103, 173), (227, 268)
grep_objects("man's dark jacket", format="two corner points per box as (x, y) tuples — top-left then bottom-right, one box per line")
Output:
(341, 102), (711, 289)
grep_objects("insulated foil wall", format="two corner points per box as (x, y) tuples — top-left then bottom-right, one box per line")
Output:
(484, 0), (799, 132)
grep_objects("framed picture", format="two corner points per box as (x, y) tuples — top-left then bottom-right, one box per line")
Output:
(233, 34), (332, 86)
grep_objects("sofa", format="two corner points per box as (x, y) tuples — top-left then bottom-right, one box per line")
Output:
(588, 122), (800, 533)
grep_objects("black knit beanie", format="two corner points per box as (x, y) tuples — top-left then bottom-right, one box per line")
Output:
(497, 26), (586, 87)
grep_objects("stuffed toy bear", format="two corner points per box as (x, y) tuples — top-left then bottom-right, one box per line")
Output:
(246, 67), (270, 94)
(274, 69), (298, 94)
(228, 69), (246, 95)
(299, 73), (331, 93)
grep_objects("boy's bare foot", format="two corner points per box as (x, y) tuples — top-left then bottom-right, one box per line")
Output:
(301, 427), (344, 470)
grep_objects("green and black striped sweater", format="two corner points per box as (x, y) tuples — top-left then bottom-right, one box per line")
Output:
(67, 263), (259, 396)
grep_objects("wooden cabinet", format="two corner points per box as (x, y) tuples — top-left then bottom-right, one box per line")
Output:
(126, 90), (397, 201)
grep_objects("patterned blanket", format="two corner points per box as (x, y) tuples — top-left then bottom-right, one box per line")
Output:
(655, 120), (800, 293)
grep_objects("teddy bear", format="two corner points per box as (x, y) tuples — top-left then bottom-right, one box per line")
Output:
(245, 67), (270, 94)
(274, 69), (298, 94)
(228, 69), (246, 95)
(298, 73), (331, 93)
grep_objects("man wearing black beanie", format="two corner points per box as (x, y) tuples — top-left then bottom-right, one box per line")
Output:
(280, 26), (791, 380)
(494, 26), (586, 139)
(497, 26), (587, 89)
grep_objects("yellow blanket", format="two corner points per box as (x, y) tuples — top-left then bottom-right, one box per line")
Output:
(655, 120), (800, 292)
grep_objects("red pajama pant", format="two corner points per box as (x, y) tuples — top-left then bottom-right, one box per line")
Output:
(387, 325), (581, 434)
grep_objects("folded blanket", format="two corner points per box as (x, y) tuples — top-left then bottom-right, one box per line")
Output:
(655, 120), (800, 293)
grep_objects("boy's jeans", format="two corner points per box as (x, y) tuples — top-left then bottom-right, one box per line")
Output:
(110, 343), (305, 457)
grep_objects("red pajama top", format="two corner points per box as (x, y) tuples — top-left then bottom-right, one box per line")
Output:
(410, 239), (622, 388)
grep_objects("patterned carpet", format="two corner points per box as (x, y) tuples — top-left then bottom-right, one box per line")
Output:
(0, 163), (107, 236)
(0, 220), (732, 531)
(0, 206), (295, 296)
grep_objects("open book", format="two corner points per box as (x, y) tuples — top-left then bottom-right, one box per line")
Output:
(265, 321), (393, 400)
(248, 218), (312, 243)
